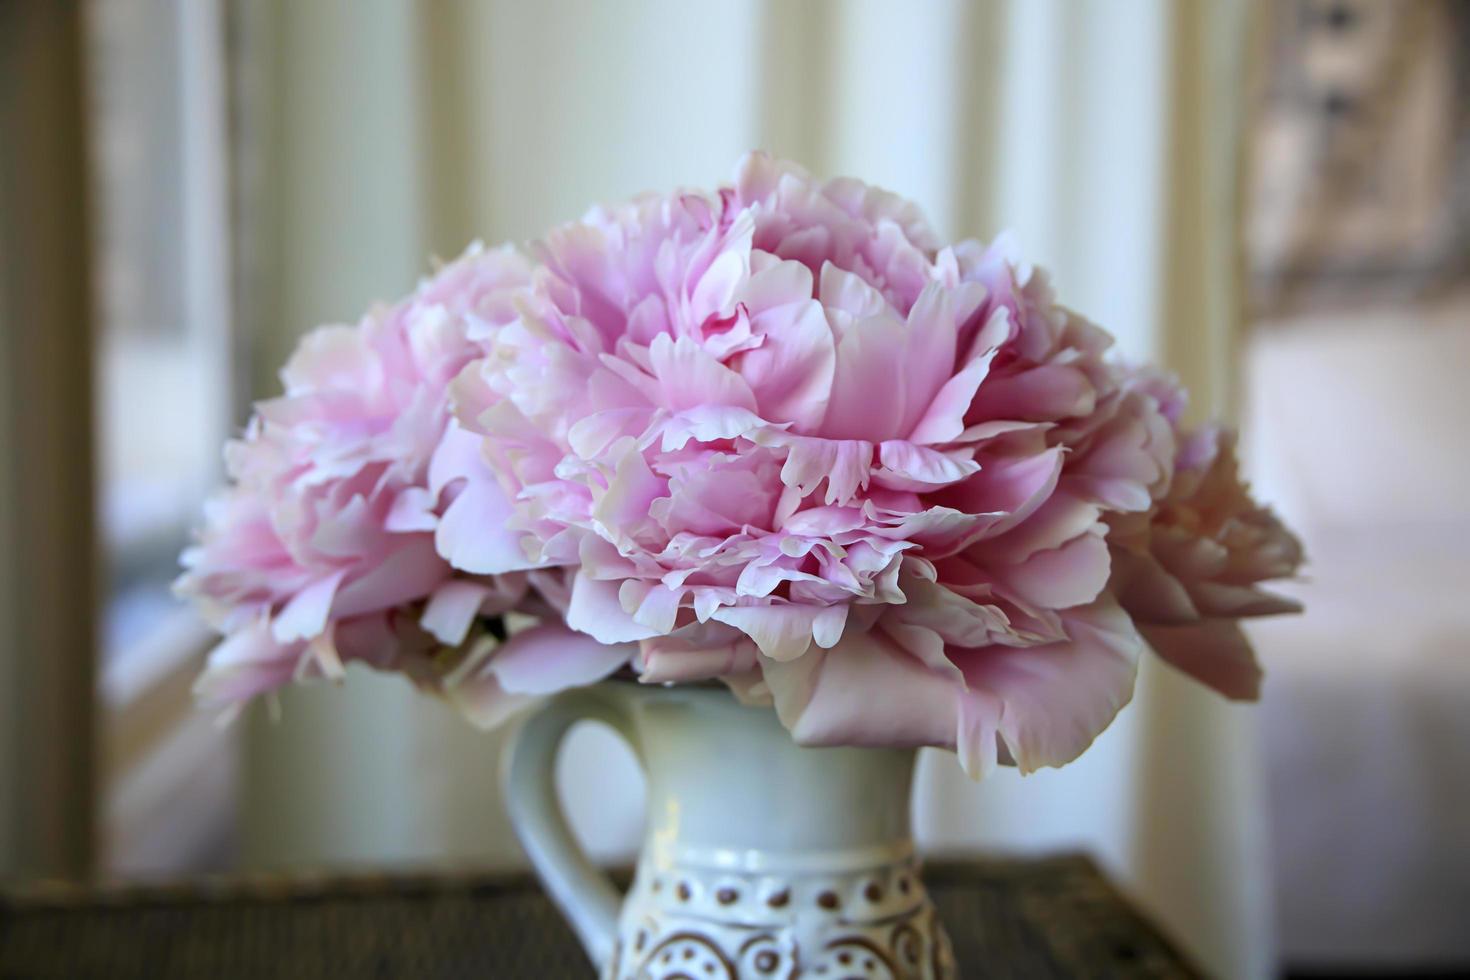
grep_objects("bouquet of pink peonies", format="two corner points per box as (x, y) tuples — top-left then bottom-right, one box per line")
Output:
(178, 153), (1302, 776)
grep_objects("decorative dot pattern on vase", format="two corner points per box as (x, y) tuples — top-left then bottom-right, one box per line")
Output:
(636, 932), (740, 980)
(612, 855), (954, 978)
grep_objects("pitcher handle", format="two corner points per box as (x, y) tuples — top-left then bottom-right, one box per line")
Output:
(502, 686), (638, 971)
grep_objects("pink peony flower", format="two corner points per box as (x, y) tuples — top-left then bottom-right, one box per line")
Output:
(182, 153), (1305, 773)
(446, 154), (1179, 774)
(1108, 413), (1304, 700)
(178, 244), (629, 716)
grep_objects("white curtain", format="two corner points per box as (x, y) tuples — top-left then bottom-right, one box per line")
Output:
(237, 2), (1268, 975)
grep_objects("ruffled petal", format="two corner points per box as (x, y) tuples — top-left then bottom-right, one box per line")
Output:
(952, 596), (1142, 773)
(648, 333), (758, 412)
(907, 351), (996, 445)
(762, 627), (959, 747)
(421, 579), (493, 646)
(436, 476), (538, 573)
(483, 623), (633, 696)
(638, 622), (760, 684)
(736, 289), (836, 431)
(709, 603), (847, 661)
(1140, 618), (1261, 701)
(447, 624), (634, 727)
(332, 537), (449, 619)
(967, 364), (1095, 423)
(272, 570), (346, 643)
(566, 572), (661, 643)
(990, 527), (1111, 611)
(195, 622), (305, 711)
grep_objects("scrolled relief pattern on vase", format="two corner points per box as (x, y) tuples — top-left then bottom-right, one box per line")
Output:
(608, 848), (955, 980)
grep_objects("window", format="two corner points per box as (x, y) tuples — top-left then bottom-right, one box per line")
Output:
(85, 0), (240, 875)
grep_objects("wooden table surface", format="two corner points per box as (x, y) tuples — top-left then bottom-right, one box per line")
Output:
(1, 854), (1198, 978)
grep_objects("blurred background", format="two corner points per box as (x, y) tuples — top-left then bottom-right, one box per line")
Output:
(2, 2), (1467, 978)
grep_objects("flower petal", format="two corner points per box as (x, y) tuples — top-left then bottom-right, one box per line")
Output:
(437, 478), (537, 573)
(710, 603), (846, 661)
(486, 623), (633, 696)
(953, 597), (1142, 773)
(420, 579), (492, 646)
(762, 627), (959, 747)
(272, 570), (346, 643)
(567, 572), (661, 643)
(1140, 618), (1261, 701)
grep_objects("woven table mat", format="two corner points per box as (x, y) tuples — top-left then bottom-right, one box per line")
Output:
(1, 854), (1197, 978)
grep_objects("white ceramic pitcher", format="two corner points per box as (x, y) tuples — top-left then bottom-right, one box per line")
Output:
(503, 681), (956, 979)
